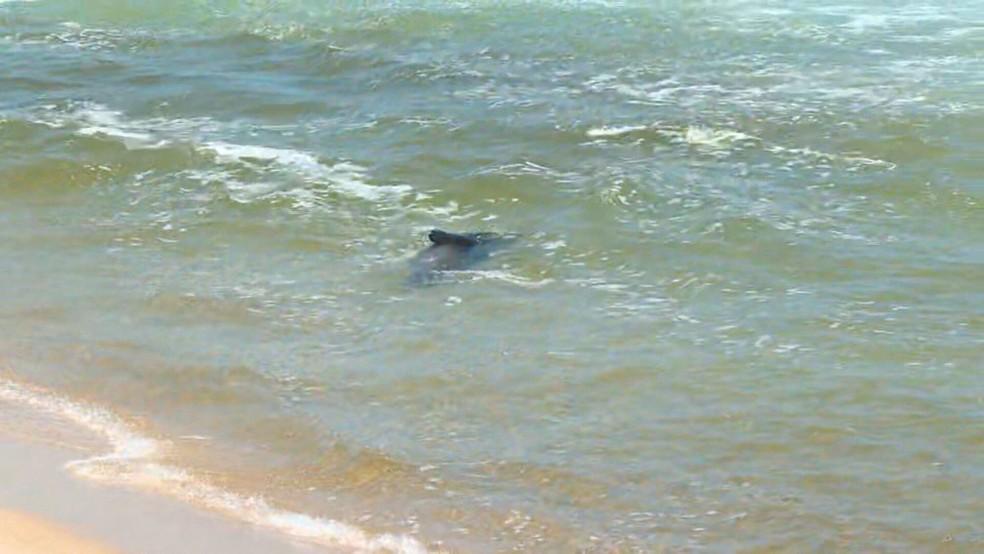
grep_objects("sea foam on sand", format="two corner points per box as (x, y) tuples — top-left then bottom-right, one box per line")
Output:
(0, 377), (431, 554)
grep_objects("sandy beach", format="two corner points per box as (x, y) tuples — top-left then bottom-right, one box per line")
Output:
(0, 509), (118, 554)
(0, 392), (322, 554)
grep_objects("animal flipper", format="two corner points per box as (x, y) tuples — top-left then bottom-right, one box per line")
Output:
(428, 229), (480, 247)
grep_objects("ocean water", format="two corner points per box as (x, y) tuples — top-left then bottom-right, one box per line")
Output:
(1, 0), (982, 551)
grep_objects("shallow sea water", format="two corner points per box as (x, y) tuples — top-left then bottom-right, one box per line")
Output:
(1, 1), (982, 551)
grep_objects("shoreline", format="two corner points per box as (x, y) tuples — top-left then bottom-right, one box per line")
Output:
(0, 375), (430, 554)
(0, 430), (324, 554)
(0, 381), (327, 554)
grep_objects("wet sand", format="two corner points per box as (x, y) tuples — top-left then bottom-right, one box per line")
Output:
(0, 398), (324, 554)
(0, 509), (118, 554)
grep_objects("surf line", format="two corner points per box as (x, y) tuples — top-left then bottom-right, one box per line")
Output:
(0, 376), (431, 554)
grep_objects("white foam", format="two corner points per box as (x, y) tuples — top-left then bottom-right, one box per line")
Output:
(585, 118), (760, 153)
(766, 144), (896, 170)
(77, 124), (164, 147)
(207, 142), (331, 173)
(29, 102), (412, 203)
(472, 161), (580, 184)
(59, 104), (168, 149)
(610, 82), (727, 105)
(584, 118), (896, 171)
(204, 141), (411, 202)
(681, 126), (758, 149)
(0, 377), (432, 554)
(585, 125), (648, 138)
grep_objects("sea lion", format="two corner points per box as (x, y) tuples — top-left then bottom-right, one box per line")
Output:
(407, 229), (517, 285)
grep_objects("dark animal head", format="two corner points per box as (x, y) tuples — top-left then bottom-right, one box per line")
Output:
(428, 229), (504, 247)
(407, 229), (519, 286)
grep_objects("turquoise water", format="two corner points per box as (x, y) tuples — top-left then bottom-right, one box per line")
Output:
(1, 1), (982, 551)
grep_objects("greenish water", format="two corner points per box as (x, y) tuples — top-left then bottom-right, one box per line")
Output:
(1, 1), (982, 551)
